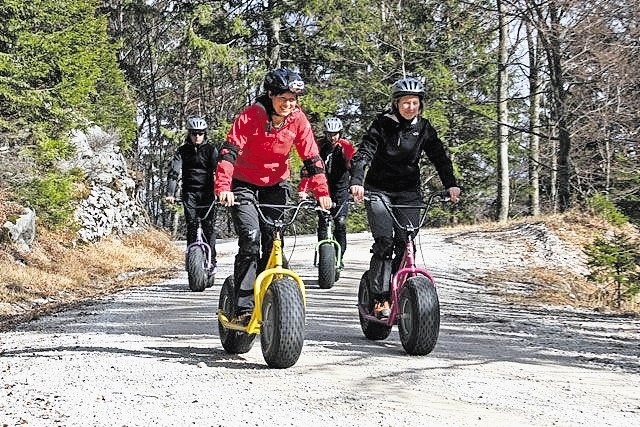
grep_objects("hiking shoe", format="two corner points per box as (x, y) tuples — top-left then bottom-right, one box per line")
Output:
(205, 273), (215, 288)
(236, 312), (251, 326)
(235, 308), (253, 326)
(373, 300), (391, 319)
(205, 263), (217, 288)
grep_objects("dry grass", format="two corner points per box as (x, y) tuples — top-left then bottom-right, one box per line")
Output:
(470, 210), (640, 313)
(0, 227), (182, 329)
(0, 188), (24, 227)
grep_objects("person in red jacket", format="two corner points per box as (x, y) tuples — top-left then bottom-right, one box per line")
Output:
(216, 68), (332, 324)
(299, 117), (356, 269)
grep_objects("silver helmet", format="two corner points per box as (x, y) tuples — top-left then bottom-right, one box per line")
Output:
(186, 116), (208, 131)
(323, 117), (343, 133)
(391, 77), (425, 99)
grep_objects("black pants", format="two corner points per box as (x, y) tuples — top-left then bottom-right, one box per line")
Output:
(183, 191), (217, 261)
(317, 191), (349, 260)
(231, 179), (290, 312)
(365, 188), (421, 297)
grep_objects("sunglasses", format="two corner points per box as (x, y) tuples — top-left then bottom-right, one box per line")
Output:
(190, 131), (205, 136)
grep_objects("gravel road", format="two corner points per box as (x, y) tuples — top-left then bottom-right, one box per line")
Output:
(1, 228), (639, 426)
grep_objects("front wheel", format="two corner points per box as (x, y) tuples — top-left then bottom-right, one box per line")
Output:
(187, 246), (207, 292)
(218, 275), (256, 354)
(398, 276), (440, 355)
(357, 271), (392, 340)
(317, 243), (336, 289)
(261, 277), (305, 368)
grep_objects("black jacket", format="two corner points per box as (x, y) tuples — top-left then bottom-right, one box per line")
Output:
(318, 136), (354, 195)
(166, 141), (218, 196)
(350, 111), (457, 192)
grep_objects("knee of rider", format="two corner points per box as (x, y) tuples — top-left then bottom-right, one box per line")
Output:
(335, 216), (347, 230)
(372, 236), (394, 259)
(318, 214), (329, 226)
(238, 233), (260, 255)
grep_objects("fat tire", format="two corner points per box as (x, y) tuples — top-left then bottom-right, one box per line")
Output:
(187, 246), (207, 292)
(218, 275), (256, 354)
(357, 271), (392, 340)
(318, 244), (336, 289)
(398, 276), (440, 355)
(260, 278), (305, 368)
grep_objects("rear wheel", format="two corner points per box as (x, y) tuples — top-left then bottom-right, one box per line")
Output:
(398, 276), (440, 355)
(318, 244), (336, 289)
(261, 278), (305, 368)
(187, 246), (207, 292)
(357, 271), (392, 340)
(218, 276), (256, 354)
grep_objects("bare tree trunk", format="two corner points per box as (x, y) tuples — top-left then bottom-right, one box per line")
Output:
(550, 123), (558, 213)
(546, 3), (571, 211)
(496, 0), (510, 223)
(266, 1), (281, 69)
(526, 22), (541, 216)
(172, 208), (180, 239)
(270, 18), (281, 69)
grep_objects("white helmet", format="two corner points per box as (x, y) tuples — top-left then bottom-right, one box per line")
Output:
(323, 117), (343, 133)
(186, 116), (208, 131)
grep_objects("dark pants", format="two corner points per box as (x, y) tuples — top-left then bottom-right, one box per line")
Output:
(183, 191), (217, 261)
(365, 188), (421, 298)
(317, 191), (349, 260)
(231, 180), (290, 312)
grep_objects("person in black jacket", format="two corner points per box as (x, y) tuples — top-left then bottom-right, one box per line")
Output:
(165, 116), (219, 274)
(350, 77), (460, 319)
(298, 117), (356, 268)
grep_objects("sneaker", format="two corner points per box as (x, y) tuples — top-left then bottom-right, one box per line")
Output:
(373, 300), (391, 319)
(208, 262), (217, 275)
(205, 263), (217, 288)
(235, 308), (252, 326)
(205, 273), (215, 288)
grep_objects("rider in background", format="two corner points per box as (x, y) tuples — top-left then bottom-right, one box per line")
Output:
(299, 117), (356, 269)
(215, 68), (332, 324)
(165, 116), (218, 276)
(349, 77), (460, 319)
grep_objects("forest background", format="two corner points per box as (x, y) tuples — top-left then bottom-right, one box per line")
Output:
(0, 0), (639, 317)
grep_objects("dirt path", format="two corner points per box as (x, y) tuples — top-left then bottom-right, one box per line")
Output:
(1, 230), (639, 426)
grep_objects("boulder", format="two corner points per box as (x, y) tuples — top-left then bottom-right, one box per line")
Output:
(2, 208), (36, 252)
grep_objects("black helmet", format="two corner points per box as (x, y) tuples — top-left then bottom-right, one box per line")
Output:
(186, 116), (208, 131)
(323, 117), (343, 133)
(391, 77), (425, 99)
(264, 68), (306, 95)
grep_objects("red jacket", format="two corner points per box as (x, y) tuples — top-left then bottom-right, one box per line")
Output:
(215, 101), (329, 197)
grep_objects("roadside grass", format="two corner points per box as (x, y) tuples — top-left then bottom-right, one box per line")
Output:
(473, 210), (640, 313)
(0, 227), (182, 330)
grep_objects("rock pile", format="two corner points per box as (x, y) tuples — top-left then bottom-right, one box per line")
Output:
(60, 126), (148, 242)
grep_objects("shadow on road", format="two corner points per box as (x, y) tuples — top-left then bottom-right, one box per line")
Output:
(5, 256), (639, 375)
